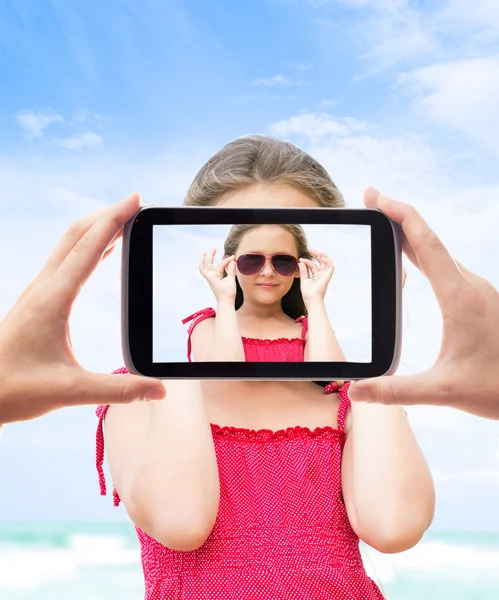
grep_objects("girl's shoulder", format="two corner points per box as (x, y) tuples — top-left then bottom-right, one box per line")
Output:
(182, 307), (217, 362)
(182, 307), (216, 329)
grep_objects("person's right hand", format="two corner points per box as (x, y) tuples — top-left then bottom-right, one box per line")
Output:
(299, 250), (335, 306)
(199, 249), (237, 302)
(0, 192), (167, 425)
(349, 187), (499, 420)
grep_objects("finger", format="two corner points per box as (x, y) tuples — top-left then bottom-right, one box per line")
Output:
(199, 252), (207, 274)
(227, 258), (236, 277)
(402, 264), (407, 289)
(220, 255), (235, 273)
(364, 187), (464, 302)
(207, 248), (217, 270)
(301, 258), (319, 274)
(319, 255), (332, 271)
(65, 370), (167, 406)
(363, 186), (380, 209)
(298, 261), (309, 280)
(100, 229), (126, 262)
(310, 251), (327, 269)
(348, 371), (440, 407)
(40, 193), (141, 280)
(102, 242), (118, 262)
(54, 193), (143, 297)
(220, 255), (234, 268)
(316, 252), (334, 273)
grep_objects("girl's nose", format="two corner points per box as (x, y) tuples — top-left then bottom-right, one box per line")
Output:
(261, 258), (275, 276)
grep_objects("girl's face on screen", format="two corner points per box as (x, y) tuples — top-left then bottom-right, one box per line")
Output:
(235, 226), (299, 305)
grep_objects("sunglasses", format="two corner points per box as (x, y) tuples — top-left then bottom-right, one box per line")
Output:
(236, 253), (298, 277)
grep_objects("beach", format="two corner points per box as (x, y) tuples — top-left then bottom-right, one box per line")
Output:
(1, 522), (498, 599)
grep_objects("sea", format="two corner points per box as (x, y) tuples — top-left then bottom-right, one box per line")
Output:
(0, 522), (498, 599)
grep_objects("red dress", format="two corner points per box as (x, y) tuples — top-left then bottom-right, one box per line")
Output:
(95, 308), (385, 600)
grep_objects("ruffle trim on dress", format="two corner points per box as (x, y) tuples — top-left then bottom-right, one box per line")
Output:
(209, 423), (346, 441)
(241, 336), (304, 345)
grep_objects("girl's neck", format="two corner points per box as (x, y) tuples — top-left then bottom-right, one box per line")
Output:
(237, 300), (284, 320)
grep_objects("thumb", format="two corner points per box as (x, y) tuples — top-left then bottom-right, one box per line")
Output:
(227, 258), (236, 277)
(72, 371), (167, 406)
(349, 371), (437, 407)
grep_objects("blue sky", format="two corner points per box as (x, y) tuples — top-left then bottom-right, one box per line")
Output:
(1, 0), (499, 534)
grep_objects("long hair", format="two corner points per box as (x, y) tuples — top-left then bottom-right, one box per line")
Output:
(223, 223), (313, 318)
(184, 134), (345, 208)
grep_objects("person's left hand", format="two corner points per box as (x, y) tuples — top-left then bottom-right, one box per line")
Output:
(0, 192), (166, 425)
(299, 250), (334, 305)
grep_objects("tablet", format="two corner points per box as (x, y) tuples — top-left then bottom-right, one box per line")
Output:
(122, 206), (402, 380)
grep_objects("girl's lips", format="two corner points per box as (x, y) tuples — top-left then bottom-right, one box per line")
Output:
(256, 283), (279, 288)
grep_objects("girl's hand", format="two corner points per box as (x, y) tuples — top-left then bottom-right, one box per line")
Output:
(199, 249), (237, 302)
(299, 250), (334, 306)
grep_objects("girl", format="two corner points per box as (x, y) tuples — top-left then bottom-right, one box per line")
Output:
(182, 223), (346, 387)
(96, 135), (435, 600)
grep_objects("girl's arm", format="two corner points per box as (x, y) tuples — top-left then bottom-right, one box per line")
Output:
(341, 401), (435, 553)
(300, 251), (346, 362)
(303, 299), (346, 361)
(104, 379), (220, 552)
(194, 251), (245, 361)
(191, 298), (245, 361)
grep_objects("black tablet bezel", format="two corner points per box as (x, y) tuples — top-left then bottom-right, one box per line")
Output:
(122, 207), (402, 380)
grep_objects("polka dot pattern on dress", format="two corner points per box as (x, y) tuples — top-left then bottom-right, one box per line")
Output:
(94, 309), (385, 599)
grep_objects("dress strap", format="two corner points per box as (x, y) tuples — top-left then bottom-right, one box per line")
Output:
(295, 314), (308, 341)
(95, 367), (128, 507)
(181, 307), (216, 362)
(337, 381), (351, 433)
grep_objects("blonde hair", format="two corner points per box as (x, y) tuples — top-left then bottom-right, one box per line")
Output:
(184, 134), (345, 207)
(223, 223), (313, 262)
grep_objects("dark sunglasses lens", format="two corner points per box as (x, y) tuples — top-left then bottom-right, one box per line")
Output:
(272, 255), (297, 276)
(237, 254), (265, 275)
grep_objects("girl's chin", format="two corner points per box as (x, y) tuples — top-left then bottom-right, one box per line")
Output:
(249, 287), (290, 302)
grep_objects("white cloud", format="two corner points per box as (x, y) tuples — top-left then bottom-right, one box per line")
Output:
(231, 93), (281, 105)
(269, 113), (367, 140)
(16, 111), (64, 139)
(433, 468), (499, 485)
(439, 0), (499, 39)
(290, 62), (314, 70)
(314, 0), (499, 78)
(398, 57), (499, 153)
(336, 0), (408, 9)
(252, 74), (307, 86)
(59, 132), (103, 151)
(318, 99), (338, 108)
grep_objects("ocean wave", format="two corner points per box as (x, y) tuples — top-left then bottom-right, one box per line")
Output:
(363, 539), (499, 585)
(2, 532), (499, 592)
(0, 534), (140, 590)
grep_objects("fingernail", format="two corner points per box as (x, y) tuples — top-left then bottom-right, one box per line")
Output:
(121, 192), (141, 204)
(146, 385), (166, 401)
(368, 186), (380, 195)
(349, 383), (371, 403)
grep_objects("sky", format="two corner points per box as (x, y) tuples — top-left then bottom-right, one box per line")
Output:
(0, 0), (498, 531)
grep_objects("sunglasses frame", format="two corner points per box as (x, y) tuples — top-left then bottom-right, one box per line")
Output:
(236, 253), (299, 277)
